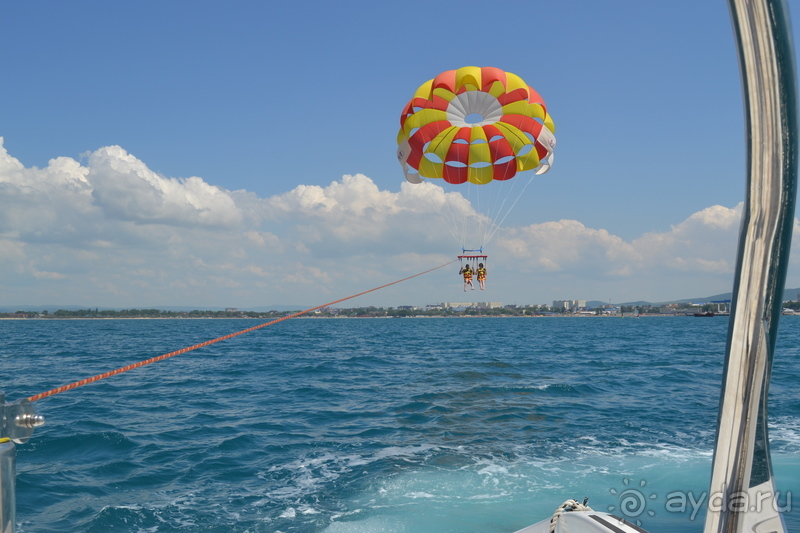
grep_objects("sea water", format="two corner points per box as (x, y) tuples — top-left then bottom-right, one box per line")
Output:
(1, 316), (798, 532)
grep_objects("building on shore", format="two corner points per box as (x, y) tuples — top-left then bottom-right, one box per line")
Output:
(441, 301), (503, 310)
(552, 300), (586, 311)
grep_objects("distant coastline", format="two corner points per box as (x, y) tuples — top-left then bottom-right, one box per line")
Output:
(5, 291), (799, 320)
(0, 313), (728, 320)
(4, 287), (799, 318)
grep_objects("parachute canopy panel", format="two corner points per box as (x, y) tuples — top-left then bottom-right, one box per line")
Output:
(397, 66), (556, 185)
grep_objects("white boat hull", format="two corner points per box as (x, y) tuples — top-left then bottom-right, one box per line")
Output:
(514, 510), (648, 533)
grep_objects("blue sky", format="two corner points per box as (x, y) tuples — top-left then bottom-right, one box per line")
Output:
(2, 0), (800, 309)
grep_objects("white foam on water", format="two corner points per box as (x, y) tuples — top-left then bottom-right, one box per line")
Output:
(770, 416), (800, 452)
(255, 432), (799, 531)
(258, 444), (445, 505)
(404, 491), (435, 499)
(315, 445), (742, 532)
(476, 462), (510, 476)
(371, 443), (440, 460)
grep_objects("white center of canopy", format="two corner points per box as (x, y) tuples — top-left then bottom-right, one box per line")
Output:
(445, 91), (503, 128)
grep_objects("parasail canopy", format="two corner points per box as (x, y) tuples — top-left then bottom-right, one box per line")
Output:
(397, 66), (556, 186)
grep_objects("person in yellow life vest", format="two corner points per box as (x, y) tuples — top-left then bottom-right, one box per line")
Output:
(476, 263), (487, 290)
(459, 264), (475, 291)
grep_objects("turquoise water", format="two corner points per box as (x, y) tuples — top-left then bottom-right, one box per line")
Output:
(2, 316), (799, 532)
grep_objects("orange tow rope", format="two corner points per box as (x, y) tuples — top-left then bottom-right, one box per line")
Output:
(28, 260), (456, 402)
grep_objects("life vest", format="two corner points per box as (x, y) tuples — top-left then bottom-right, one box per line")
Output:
(477, 268), (486, 281)
(462, 269), (473, 281)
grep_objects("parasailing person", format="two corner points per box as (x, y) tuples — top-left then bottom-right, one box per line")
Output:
(459, 263), (475, 291)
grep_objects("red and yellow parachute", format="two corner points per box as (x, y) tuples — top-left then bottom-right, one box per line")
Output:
(397, 66), (556, 185)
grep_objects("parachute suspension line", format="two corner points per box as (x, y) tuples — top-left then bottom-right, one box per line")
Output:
(435, 166), (536, 252)
(465, 141), (534, 251)
(472, 181), (490, 251)
(414, 167), (535, 253)
(474, 175), (498, 248)
(483, 171), (538, 246)
(426, 179), (464, 246)
(450, 181), (471, 250)
(26, 259), (458, 403)
(477, 164), (521, 245)
(464, 179), (495, 252)
(462, 182), (477, 251)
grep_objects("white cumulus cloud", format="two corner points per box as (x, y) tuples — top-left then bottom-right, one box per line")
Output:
(1, 136), (799, 308)
(88, 145), (243, 227)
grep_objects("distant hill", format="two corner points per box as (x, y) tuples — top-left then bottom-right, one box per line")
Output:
(591, 287), (800, 308)
(663, 286), (800, 306)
